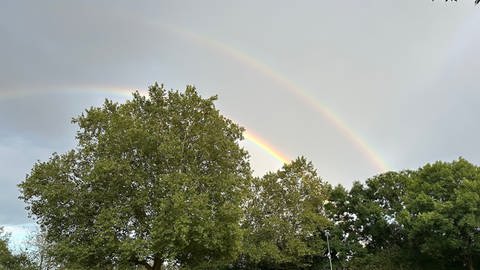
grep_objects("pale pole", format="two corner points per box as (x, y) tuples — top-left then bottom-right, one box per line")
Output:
(326, 230), (333, 270)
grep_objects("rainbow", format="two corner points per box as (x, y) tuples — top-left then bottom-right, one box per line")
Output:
(0, 85), (144, 101)
(244, 131), (289, 164)
(0, 86), (290, 165)
(163, 24), (389, 173)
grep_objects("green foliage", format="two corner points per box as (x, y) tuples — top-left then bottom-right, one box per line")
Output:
(328, 159), (480, 270)
(242, 157), (331, 269)
(0, 228), (38, 270)
(399, 158), (480, 269)
(0, 228), (15, 269)
(19, 84), (251, 269)
(326, 172), (411, 269)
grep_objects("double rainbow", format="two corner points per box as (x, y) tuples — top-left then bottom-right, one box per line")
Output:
(1, 23), (398, 173)
(164, 24), (389, 173)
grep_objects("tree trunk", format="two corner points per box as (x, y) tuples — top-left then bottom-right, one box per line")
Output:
(152, 257), (163, 270)
(136, 260), (154, 270)
(467, 255), (474, 270)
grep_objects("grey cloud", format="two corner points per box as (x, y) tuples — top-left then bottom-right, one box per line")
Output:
(0, 1), (173, 89)
(0, 92), (110, 147)
(1, 0), (480, 229)
(0, 138), (53, 224)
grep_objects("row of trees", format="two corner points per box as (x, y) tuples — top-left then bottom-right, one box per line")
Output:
(5, 84), (480, 269)
(327, 159), (480, 270)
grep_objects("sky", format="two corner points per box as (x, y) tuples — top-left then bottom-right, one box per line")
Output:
(1, 0), (480, 247)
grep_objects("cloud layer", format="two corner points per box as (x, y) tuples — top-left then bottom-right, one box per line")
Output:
(1, 1), (479, 232)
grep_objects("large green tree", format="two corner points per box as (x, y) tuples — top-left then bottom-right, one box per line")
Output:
(329, 159), (480, 270)
(19, 84), (251, 270)
(327, 172), (411, 269)
(242, 157), (331, 269)
(399, 158), (480, 270)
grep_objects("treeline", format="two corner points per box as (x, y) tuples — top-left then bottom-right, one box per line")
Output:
(3, 84), (480, 270)
(233, 157), (480, 270)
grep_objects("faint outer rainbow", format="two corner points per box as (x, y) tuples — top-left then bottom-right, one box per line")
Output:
(164, 25), (389, 173)
(0, 86), (146, 100)
(0, 86), (290, 165)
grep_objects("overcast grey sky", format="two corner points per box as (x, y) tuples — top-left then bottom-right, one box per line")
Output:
(1, 0), (480, 245)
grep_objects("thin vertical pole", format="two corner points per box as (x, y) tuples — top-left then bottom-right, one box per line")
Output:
(326, 231), (333, 270)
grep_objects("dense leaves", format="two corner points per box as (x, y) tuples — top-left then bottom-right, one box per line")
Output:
(242, 158), (331, 269)
(399, 159), (480, 269)
(19, 84), (251, 269)
(327, 159), (480, 270)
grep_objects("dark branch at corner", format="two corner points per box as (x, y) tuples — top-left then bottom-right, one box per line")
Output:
(433, 0), (480, 4)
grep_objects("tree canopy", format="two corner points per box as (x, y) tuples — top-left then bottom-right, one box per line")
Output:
(19, 84), (251, 270)
(326, 159), (480, 270)
(399, 159), (480, 269)
(242, 157), (331, 269)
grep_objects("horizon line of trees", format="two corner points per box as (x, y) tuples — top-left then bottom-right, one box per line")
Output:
(2, 84), (479, 270)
